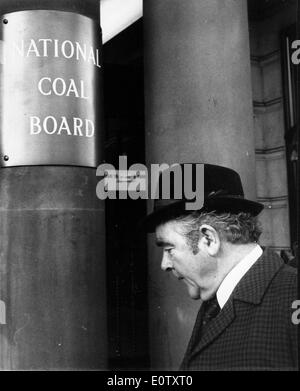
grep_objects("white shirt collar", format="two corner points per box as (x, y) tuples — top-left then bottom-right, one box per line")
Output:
(216, 245), (263, 309)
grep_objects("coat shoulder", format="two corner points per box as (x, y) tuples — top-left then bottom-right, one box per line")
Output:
(264, 259), (298, 320)
(271, 262), (297, 295)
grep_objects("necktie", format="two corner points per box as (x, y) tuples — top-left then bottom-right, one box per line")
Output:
(200, 296), (220, 337)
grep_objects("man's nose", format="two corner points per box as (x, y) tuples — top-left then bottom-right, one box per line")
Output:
(161, 253), (173, 271)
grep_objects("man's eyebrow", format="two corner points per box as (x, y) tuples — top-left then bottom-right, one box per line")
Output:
(155, 239), (173, 247)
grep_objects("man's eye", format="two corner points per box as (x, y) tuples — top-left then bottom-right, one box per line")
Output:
(165, 248), (173, 254)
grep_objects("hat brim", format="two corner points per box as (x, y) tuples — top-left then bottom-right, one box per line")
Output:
(142, 196), (264, 233)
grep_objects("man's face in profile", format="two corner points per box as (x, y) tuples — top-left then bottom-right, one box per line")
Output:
(155, 220), (218, 301)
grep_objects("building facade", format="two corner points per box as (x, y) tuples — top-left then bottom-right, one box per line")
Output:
(0, 0), (298, 370)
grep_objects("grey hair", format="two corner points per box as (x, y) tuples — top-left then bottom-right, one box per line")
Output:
(175, 211), (262, 254)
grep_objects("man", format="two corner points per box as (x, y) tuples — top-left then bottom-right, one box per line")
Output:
(143, 163), (298, 370)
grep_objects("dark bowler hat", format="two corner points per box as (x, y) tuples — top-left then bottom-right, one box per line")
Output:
(143, 163), (264, 232)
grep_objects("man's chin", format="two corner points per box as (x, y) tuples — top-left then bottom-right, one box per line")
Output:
(187, 284), (201, 300)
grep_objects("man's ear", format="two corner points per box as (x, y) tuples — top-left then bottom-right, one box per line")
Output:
(199, 224), (221, 256)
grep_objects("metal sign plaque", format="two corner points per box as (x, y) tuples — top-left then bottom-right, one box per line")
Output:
(0, 10), (102, 167)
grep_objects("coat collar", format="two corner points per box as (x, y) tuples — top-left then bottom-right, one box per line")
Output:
(232, 247), (284, 304)
(186, 247), (284, 363)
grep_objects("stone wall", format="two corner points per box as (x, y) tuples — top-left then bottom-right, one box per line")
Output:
(249, 3), (297, 252)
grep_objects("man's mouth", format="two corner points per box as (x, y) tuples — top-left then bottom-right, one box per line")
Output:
(172, 271), (183, 280)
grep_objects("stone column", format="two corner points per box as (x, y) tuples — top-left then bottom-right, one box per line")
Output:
(0, 0), (107, 370)
(144, 0), (257, 369)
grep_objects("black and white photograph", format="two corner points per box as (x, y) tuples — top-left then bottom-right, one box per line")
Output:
(0, 0), (299, 376)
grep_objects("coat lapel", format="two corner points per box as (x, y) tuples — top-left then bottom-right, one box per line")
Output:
(188, 298), (235, 362)
(185, 248), (284, 363)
